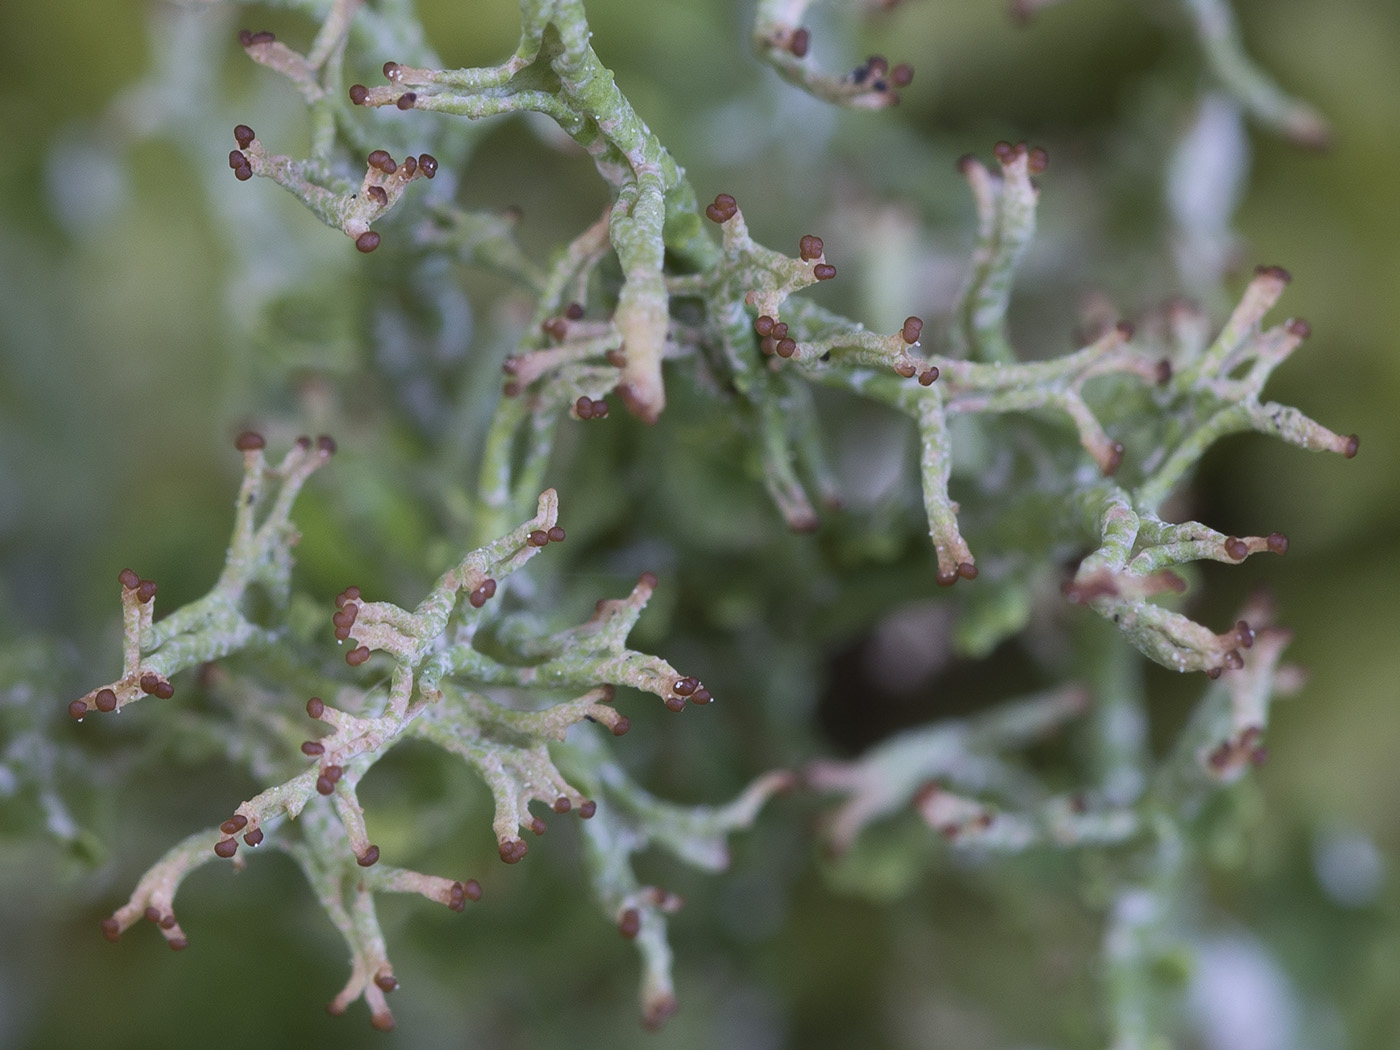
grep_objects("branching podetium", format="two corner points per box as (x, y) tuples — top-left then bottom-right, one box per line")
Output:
(66, 0), (1359, 1037)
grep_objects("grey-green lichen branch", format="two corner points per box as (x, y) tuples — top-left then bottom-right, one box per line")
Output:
(346, 0), (714, 422)
(810, 594), (1301, 1047)
(84, 451), (770, 1028)
(68, 433), (334, 722)
(752, 0), (914, 109)
(85, 0), (1356, 1039)
(560, 732), (793, 1028)
(687, 140), (1353, 677)
(807, 683), (1095, 855)
(228, 121), (441, 253)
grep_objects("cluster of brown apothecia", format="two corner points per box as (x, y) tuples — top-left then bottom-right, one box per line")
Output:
(349, 61), (421, 113)
(847, 54), (914, 95)
(228, 119), (438, 253)
(66, 568), (171, 721)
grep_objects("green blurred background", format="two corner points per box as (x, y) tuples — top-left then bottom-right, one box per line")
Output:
(1, 0), (1397, 1047)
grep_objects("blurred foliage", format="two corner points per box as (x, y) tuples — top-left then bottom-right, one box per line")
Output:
(1, 0), (1398, 1048)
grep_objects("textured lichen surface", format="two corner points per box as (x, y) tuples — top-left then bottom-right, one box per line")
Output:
(3, 0), (1381, 1045)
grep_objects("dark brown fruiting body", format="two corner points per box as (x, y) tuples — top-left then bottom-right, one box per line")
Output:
(890, 63), (914, 88)
(447, 880), (481, 911)
(1267, 532), (1289, 555)
(1027, 146), (1049, 174)
(901, 317), (923, 344)
(95, 689), (118, 712)
(790, 27), (810, 58)
(357, 845), (380, 867)
(579, 800), (597, 819)
(375, 973), (398, 992)
(754, 315), (775, 336)
(799, 234), (824, 261)
(355, 232), (381, 253)
(1224, 537), (1249, 561)
(307, 696), (325, 719)
(1235, 620), (1255, 648)
(349, 84), (369, 105)
(233, 125), (255, 149)
(499, 839), (528, 863)
(368, 185), (388, 206)
(396, 92), (417, 110)
(69, 701), (88, 721)
(1255, 264), (1292, 283)
(234, 430), (265, 451)
(705, 193), (738, 224)
(214, 838), (238, 858)
(346, 645), (371, 665)
(244, 828), (264, 847)
(1343, 434), (1360, 458)
(813, 263), (836, 281)
(119, 567), (141, 589)
(618, 908), (641, 939)
(418, 154), (438, 178)
(221, 815), (248, 834)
